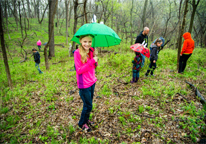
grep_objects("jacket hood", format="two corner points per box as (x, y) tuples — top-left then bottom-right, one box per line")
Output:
(150, 43), (158, 49)
(183, 32), (191, 40)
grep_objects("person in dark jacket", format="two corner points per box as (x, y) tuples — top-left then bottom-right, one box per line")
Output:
(145, 39), (162, 77)
(135, 27), (149, 67)
(32, 48), (43, 74)
(150, 36), (165, 55)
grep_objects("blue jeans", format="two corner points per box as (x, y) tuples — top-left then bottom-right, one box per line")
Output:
(78, 83), (95, 127)
(141, 54), (145, 67)
(35, 63), (43, 74)
(133, 70), (139, 79)
(38, 46), (41, 51)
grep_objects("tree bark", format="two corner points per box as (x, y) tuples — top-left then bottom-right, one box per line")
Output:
(27, 0), (31, 18)
(142, 0), (148, 28)
(22, 0), (30, 30)
(34, 0), (37, 18)
(188, 0), (200, 33)
(18, 1), (23, 38)
(177, 0), (189, 70)
(71, 0), (79, 55)
(65, 0), (70, 45)
(38, 3), (49, 24)
(18, 1), (28, 63)
(83, 0), (88, 23)
(150, 0), (154, 41)
(68, 1), (73, 27)
(44, 0), (58, 70)
(48, 0), (57, 57)
(130, 0), (134, 45)
(163, 0), (172, 38)
(0, 2), (12, 88)
(12, 0), (19, 30)
(111, 0), (113, 29)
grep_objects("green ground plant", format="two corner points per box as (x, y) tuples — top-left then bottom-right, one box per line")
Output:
(0, 18), (206, 143)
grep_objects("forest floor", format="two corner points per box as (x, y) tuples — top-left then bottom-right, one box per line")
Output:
(0, 19), (206, 143)
(1, 45), (206, 144)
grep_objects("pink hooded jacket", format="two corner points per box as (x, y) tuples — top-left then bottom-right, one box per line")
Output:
(74, 47), (97, 89)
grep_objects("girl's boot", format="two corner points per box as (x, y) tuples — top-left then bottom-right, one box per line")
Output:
(135, 77), (139, 82)
(130, 77), (135, 83)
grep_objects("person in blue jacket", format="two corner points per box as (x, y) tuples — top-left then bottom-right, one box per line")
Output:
(32, 48), (43, 74)
(150, 37), (165, 56)
(135, 27), (149, 67)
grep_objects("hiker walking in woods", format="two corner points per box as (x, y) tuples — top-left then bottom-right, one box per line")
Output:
(145, 39), (162, 77)
(135, 27), (149, 67)
(178, 32), (195, 73)
(37, 40), (42, 51)
(131, 52), (142, 83)
(74, 35), (98, 132)
(32, 48), (43, 74)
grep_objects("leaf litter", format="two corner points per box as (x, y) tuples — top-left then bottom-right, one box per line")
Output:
(1, 52), (206, 144)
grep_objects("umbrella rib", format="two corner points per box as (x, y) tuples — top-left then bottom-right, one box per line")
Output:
(105, 35), (109, 47)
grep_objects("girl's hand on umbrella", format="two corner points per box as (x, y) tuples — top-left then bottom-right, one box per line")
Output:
(180, 54), (182, 56)
(94, 56), (98, 62)
(153, 60), (156, 63)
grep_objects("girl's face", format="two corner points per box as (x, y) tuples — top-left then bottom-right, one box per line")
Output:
(156, 42), (162, 47)
(80, 36), (92, 51)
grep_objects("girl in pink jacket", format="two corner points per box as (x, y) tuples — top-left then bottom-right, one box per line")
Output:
(74, 35), (98, 132)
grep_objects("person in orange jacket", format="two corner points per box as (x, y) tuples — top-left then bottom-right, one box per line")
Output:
(178, 32), (195, 73)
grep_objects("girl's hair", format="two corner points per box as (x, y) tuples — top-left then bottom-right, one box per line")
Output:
(154, 38), (162, 45)
(32, 48), (37, 51)
(79, 35), (94, 63)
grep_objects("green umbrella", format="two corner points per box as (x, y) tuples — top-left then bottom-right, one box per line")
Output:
(71, 23), (121, 47)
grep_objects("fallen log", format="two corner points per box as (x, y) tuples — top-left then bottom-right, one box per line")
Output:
(185, 81), (206, 104)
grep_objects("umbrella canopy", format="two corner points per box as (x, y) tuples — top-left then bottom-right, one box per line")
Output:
(71, 23), (121, 47)
(37, 40), (41, 46)
(130, 43), (150, 58)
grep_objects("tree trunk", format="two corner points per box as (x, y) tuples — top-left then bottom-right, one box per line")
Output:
(22, 0), (30, 30)
(48, 0), (57, 57)
(0, 2), (12, 88)
(27, 0), (31, 18)
(130, 0), (134, 45)
(111, 0), (113, 29)
(71, 0), (78, 55)
(150, 0), (154, 41)
(176, 0), (183, 49)
(188, 0), (200, 33)
(18, 1), (24, 38)
(4, 0), (10, 39)
(18, 1), (28, 63)
(38, 3), (49, 24)
(163, 0), (172, 38)
(177, 0), (189, 70)
(12, 0), (19, 30)
(68, 1), (73, 27)
(83, 0), (88, 23)
(44, 0), (58, 70)
(34, 0), (37, 18)
(65, 0), (70, 45)
(142, 0), (148, 28)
